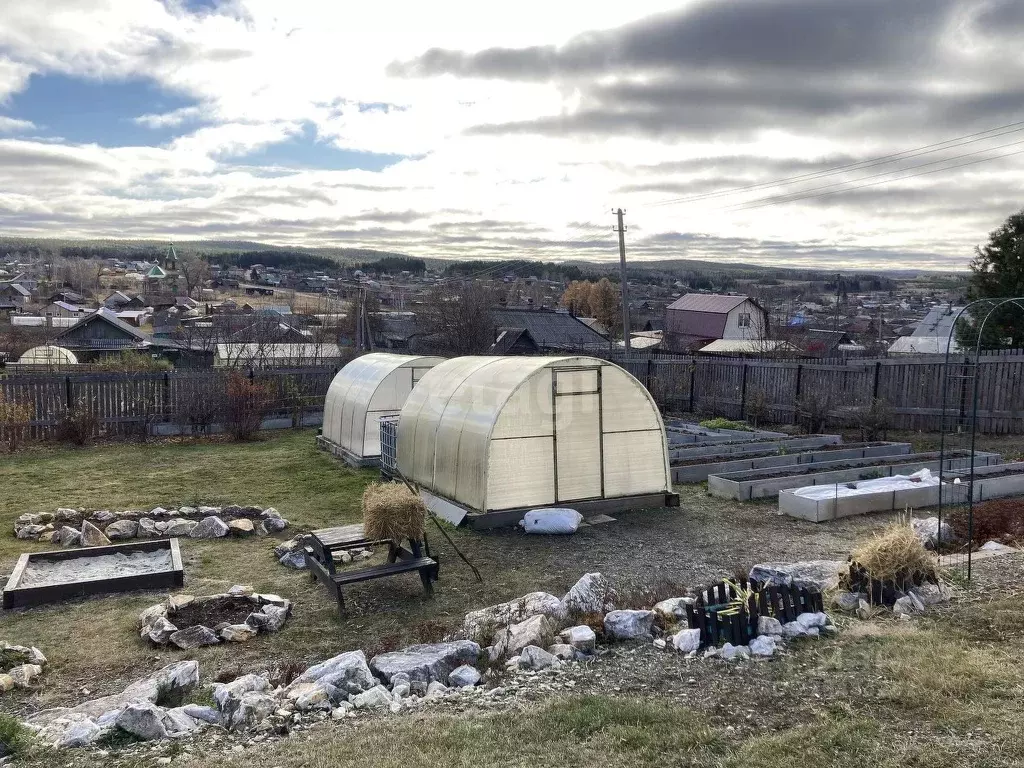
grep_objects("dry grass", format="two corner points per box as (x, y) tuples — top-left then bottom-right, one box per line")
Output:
(361, 482), (426, 543)
(850, 517), (939, 585)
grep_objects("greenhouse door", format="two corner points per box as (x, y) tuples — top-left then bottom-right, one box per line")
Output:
(552, 367), (604, 502)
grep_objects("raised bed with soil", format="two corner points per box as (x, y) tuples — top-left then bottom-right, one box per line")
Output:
(665, 423), (787, 446)
(707, 449), (1001, 500)
(673, 440), (910, 484)
(669, 433), (843, 463)
(779, 461), (1024, 522)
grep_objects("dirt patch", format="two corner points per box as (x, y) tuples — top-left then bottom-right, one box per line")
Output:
(18, 550), (173, 588)
(170, 596), (259, 628)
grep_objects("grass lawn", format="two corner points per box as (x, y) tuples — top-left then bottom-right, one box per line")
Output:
(2, 429), (1023, 767)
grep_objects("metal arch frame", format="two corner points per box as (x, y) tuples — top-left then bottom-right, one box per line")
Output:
(937, 296), (1024, 579)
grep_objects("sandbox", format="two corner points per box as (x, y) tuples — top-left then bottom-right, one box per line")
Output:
(3, 539), (184, 609)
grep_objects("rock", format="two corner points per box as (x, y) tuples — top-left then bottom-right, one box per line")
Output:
(116, 702), (170, 741)
(163, 519), (198, 537)
(720, 643), (750, 661)
(7, 664), (43, 688)
(262, 507), (281, 519)
(77, 520), (111, 547)
(834, 591), (863, 611)
(856, 599), (873, 619)
(370, 641), (481, 685)
(213, 674), (272, 710)
(558, 625), (597, 652)
(190, 516), (230, 539)
(227, 692), (277, 731)
(749, 634), (778, 657)
(228, 519), (255, 537)
(893, 596), (920, 617)
(91, 510), (117, 525)
(262, 517), (289, 533)
(910, 583), (950, 606)
(494, 614), (557, 658)
(603, 609), (655, 641)
(425, 681), (449, 698)
(912, 517), (957, 549)
(1, 643), (47, 667)
(288, 650), (376, 695)
(980, 540), (1015, 552)
(463, 592), (567, 642)
(57, 718), (103, 748)
(55, 508), (82, 525)
(150, 507), (169, 518)
(757, 616), (784, 636)
(795, 612), (828, 631)
(781, 620), (819, 639)
(749, 560), (843, 592)
(169, 625), (220, 650)
(447, 665), (481, 687)
(198, 506), (219, 516)
(518, 645), (561, 671)
(221, 624), (258, 642)
(56, 525), (83, 547)
(180, 704), (221, 725)
(145, 617), (179, 645)
(178, 506), (197, 516)
(167, 593), (195, 611)
(409, 680), (428, 697)
(136, 518), (159, 538)
(246, 604), (290, 633)
(162, 707), (203, 736)
(671, 628), (702, 653)
(228, 584), (254, 596)
(256, 593), (289, 607)
(546, 643), (576, 661)
(294, 686), (332, 712)
(352, 685), (392, 709)
(278, 551), (307, 570)
(0, 674), (14, 693)
(561, 573), (616, 617)
(392, 683), (411, 698)
(104, 519), (138, 540)
(652, 597), (694, 623)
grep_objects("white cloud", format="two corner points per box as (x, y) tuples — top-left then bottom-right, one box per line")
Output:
(0, 115), (34, 132)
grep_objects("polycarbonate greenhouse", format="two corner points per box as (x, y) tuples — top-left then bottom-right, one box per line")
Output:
(320, 353), (444, 466)
(397, 356), (677, 526)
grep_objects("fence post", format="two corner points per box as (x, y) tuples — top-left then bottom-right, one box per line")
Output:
(739, 363), (748, 420)
(646, 357), (654, 391)
(162, 372), (171, 424)
(688, 363), (697, 414)
(793, 364), (803, 425)
(64, 375), (72, 409)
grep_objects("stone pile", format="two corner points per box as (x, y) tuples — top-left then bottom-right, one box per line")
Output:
(13, 505), (289, 548)
(138, 586), (292, 649)
(833, 580), (951, 619)
(0, 642), (47, 694)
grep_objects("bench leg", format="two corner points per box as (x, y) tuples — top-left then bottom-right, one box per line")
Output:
(419, 567), (434, 599)
(334, 585), (346, 618)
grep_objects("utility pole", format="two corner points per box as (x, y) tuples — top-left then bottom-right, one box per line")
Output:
(614, 208), (631, 352)
(832, 273), (841, 332)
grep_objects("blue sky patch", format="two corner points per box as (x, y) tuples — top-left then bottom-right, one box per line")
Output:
(233, 123), (411, 172)
(2, 73), (199, 146)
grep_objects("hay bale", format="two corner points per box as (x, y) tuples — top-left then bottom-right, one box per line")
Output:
(362, 483), (426, 543)
(850, 517), (940, 586)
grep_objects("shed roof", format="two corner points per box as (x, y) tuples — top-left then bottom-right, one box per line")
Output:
(489, 309), (608, 350)
(912, 305), (964, 338)
(54, 307), (148, 343)
(666, 294), (750, 314)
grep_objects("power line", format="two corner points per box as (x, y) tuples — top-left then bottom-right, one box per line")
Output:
(644, 118), (1024, 209)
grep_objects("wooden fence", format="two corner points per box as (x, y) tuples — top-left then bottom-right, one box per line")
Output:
(0, 367), (337, 440)
(608, 353), (1024, 434)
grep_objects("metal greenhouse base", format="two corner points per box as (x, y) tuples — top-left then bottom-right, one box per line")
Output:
(421, 489), (681, 530)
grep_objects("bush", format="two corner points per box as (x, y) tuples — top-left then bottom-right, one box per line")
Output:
(223, 372), (271, 441)
(55, 397), (99, 446)
(172, 376), (223, 436)
(744, 388), (771, 429)
(797, 391), (831, 434)
(0, 713), (32, 758)
(856, 398), (893, 441)
(0, 392), (34, 451)
(92, 350), (172, 373)
(847, 518), (939, 594)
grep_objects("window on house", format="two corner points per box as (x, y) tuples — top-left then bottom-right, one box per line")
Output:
(738, 312), (751, 328)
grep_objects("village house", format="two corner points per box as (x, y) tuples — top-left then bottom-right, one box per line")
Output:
(664, 293), (767, 352)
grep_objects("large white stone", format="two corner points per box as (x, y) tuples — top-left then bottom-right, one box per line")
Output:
(560, 573), (616, 617)
(653, 597), (694, 623)
(369, 641), (481, 684)
(749, 560), (844, 592)
(603, 610), (655, 641)
(287, 650), (376, 695)
(558, 625), (597, 652)
(671, 628), (702, 653)
(518, 645), (561, 671)
(463, 592), (567, 642)
(757, 616), (784, 636)
(749, 634), (778, 657)
(352, 685), (392, 710)
(493, 614), (557, 658)
(447, 665), (481, 688)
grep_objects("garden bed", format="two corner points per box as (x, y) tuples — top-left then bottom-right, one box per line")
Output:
(707, 449), (1001, 500)
(669, 433), (843, 463)
(2, 539), (184, 609)
(673, 440), (911, 484)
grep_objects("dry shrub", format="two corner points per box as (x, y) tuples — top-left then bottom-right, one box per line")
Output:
(362, 482), (426, 543)
(0, 392), (34, 451)
(950, 498), (1024, 546)
(55, 397), (99, 446)
(223, 372), (271, 441)
(850, 518), (939, 587)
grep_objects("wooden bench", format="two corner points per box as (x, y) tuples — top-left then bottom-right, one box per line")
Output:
(304, 525), (439, 617)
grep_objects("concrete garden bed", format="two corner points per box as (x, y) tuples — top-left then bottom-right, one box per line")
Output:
(673, 440), (910, 484)
(665, 423), (787, 446)
(669, 434), (843, 463)
(707, 450), (1001, 500)
(779, 461), (1024, 522)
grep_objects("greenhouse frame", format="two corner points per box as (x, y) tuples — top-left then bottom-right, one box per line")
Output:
(319, 353), (444, 466)
(397, 355), (678, 527)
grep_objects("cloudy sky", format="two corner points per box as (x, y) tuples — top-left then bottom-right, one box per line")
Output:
(1, 0), (1022, 270)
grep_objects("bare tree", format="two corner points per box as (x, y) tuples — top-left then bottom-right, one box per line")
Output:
(419, 281), (499, 355)
(178, 252), (211, 299)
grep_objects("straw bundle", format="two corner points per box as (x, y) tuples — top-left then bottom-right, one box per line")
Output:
(362, 482), (427, 543)
(850, 518), (939, 585)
